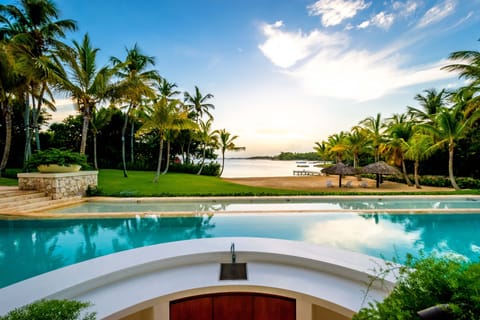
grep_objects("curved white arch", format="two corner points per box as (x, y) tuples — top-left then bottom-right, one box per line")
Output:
(0, 238), (396, 319)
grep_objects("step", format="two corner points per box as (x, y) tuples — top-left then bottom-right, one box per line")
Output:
(9, 196), (84, 213)
(0, 192), (47, 204)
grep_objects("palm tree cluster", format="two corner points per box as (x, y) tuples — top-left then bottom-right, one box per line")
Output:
(0, 0), (244, 180)
(314, 54), (480, 190)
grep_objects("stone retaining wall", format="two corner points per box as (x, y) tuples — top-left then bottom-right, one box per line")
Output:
(17, 171), (98, 200)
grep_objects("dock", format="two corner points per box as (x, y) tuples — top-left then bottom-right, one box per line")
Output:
(293, 170), (321, 176)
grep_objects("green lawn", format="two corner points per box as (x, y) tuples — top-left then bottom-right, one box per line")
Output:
(97, 169), (309, 196)
(0, 177), (18, 186)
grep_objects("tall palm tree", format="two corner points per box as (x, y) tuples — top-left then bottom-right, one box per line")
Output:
(313, 141), (329, 161)
(384, 113), (414, 186)
(357, 113), (385, 162)
(344, 129), (368, 168)
(420, 105), (480, 190)
(156, 78), (180, 101)
(403, 132), (435, 189)
(442, 48), (480, 92)
(55, 33), (112, 155)
(326, 132), (348, 163)
(110, 44), (159, 177)
(90, 107), (112, 170)
(215, 129), (245, 176)
(136, 98), (195, 182)
(195, 119), (218, 175)
(183, 86), (215, 164)
(0, 0), (77, 162)
(408, 88), (448, 123)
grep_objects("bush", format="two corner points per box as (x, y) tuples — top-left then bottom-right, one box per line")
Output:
(0, 299), (96, 320)
(353, 255), (480, 319)
(169, 162), (220, 176)
(25, 149), (89, 171)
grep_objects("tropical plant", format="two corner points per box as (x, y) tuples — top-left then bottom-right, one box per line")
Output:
(344, 129), (368, 168)
(90, 107), (112, 169)
(408, 88), (448, 123)
(110, 44), (159, 177)
(353, 255), (480, 319)
(0, 299), (95, 320)
(356, 113), (385, 162)
(313, 141), (329, 161)
(25, 148), (88, 171)
(55, 33), (112, 155)
(0, 0), (77, 162)
(402, 132), (435, 188)
(195, 119), (218, 175)
(384, 113), (415, 186)
(215, 129), (245, 176)
(420, 105), (480, 190)
(184, 86), (215, 121)
(136, 98), (195, 182)
(156, 77), (180, 101)
(325, 132), (347, 163)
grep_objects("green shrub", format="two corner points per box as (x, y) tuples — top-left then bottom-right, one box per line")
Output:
(353, 255), (480, 319)
(25, 149), (89, 171)
(169, 162), (220, 176)
(0, 299), (96, 320)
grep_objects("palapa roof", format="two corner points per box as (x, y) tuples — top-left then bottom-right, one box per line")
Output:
(360, 161), (401, 175)
(321, 162), (358, 175)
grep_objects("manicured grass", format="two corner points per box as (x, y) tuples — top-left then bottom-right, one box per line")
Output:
(0, 177), (17, 186)
(97, 169), (310, 196)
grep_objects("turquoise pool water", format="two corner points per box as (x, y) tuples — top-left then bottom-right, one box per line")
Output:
(51, 197), (480, 213)
(1, 210), (480, 288)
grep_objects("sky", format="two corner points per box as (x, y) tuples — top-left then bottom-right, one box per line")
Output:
(46, 0), (480, 156)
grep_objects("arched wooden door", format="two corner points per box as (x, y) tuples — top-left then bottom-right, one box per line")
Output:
(170, 293), (296, 320)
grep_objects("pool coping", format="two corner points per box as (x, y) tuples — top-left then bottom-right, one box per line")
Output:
(1, 194), (480, 219)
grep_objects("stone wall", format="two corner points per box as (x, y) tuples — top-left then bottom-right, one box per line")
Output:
(17, 171), (98, 200)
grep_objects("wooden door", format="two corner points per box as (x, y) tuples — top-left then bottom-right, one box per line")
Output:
(170, 293), (295, 320)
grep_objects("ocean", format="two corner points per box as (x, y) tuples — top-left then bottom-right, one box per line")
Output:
(219, 158), (323, 178)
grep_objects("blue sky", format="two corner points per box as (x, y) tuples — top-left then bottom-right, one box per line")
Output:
(51, 0), (480, 156)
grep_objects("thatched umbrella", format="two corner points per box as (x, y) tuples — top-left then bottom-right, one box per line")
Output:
(321, 162), (358, 187)
(361, 161), (401, 188)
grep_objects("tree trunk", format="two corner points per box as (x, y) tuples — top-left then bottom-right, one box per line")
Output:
(197, 144), (206, 175)
(218, 150), (225, 177)
(121, 105), (132, 178)
(0, 104), (12, 175)
(153, 139), (164, 183)
(448, 143), (460, 190)
(162, 140), (171, 175)
(130, 121), (134, 163)
(414, 160), (421, 189)
(23, 94), (32, 166)
(80, 106), (90, 155)
(93, 133), (98, 170)
(401, 158), (413, 186)
(32, 84), (46, 151)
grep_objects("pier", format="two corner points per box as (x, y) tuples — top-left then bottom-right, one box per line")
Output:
(293, 170), (321, 176)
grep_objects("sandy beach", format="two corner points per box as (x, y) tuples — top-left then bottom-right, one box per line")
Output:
(223, 175), (454, 193)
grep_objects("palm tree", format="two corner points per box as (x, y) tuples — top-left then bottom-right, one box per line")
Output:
(110, 44), (159, 177)
(184, 86), (215, 121)
(442, 48), (480, 91)
(90, 107), (112, 169)
(55, 33), (112, 155)
(0, 0), (77, 162)
(420, 105), (480, 190)
(344, 129), (368, 168)
(313, 141), (329, 161)
(136, 98), (195, 182)
(183, 86), (215, 164)
(357, 113), (385, 162)
(408, 88), (448, 122)
(403, 132), (435, 189)
(156, 78), (180, 101)
(195, 119), (218, 175)
(384, 113), (414, 186)
(215, 129), (245, 176)
(326, 132), (347, 163)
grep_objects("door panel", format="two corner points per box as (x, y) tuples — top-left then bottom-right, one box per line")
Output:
(170, 296), (212, 320)
(213, 294), (253, 320)
(254, 295), (296, 320)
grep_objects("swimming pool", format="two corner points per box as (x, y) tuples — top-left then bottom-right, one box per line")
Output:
(1, 205), (480, 288)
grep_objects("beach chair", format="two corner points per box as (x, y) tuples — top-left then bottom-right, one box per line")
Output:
(359, 181), (368, 188)
(326, 180), (333, 188)
(344, 181), (353, 188)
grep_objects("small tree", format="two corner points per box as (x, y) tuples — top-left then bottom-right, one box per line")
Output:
(0, 299), (96, 320)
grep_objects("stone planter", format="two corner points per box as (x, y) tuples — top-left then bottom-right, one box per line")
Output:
(37, 164), (82, 173)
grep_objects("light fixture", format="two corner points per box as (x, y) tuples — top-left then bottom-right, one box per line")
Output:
(219, 242), (247, 280)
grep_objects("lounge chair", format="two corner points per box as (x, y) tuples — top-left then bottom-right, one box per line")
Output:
(344, 181), (353, 188)
(326, 180), (334, 188)
(359, 181), (368, 188)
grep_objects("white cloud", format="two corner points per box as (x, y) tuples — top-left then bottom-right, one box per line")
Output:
(393, 0), (419, 16)
(258, 20), (348, 68)
(258, 21), (454, 101)
(358, 11), (395, 29)
(417, 0), (456, 28)
(308, 0), (371, 27)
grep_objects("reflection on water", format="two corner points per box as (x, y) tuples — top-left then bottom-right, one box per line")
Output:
(1, 212), (480, 288)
